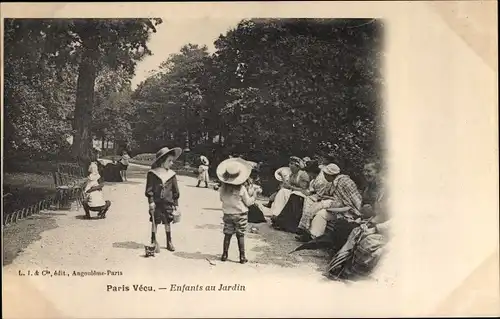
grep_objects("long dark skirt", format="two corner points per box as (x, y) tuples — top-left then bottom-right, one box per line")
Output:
(325, 218), (360, 253)
(248, 204), (266, 223)
(271, 194), (305, 233)
(101, 163), (123, 182)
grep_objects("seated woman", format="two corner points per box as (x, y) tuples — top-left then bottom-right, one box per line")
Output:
(320, 160), (384, 253)
(268, 160), (327, 233)
(297, 163), (363, 243)
(296, 162), (331, 233)
(264, 156), (313, 208)
(100, 158), (123, 182)
(263, 166), (290, 208)
(258, 156), (309, 218)
(326, 178), (388, 281)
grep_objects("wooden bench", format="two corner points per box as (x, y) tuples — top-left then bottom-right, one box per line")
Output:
(52, 171), (86, 210)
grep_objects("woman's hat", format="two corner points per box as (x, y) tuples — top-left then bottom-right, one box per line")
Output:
(216, 158), (252, 185)
(322, 163), (341, 176)
(289, 156), (305, 169)
(274, 166), (292, 182)
(153, 147), (182, 167)
(200, 155), (209, 165)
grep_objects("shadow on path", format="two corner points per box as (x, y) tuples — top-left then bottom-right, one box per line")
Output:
(249, 223), (329, 271)
(202, 208), (222, 212)
(112, 241), (145, 249)
(105, 180), (143, 186)
(195, 223), (222, 231)
(174, 251), (220, 262)
(184, 185), (212, 189)
(41, 212), (68, 216)
(75, 215), (103, 221)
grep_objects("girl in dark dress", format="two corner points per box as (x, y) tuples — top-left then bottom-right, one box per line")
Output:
(145, 147), (182, 252)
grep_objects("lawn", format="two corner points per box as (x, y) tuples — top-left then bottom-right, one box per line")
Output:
(3, 172), (56, 215)
(3, 160), (84, 216)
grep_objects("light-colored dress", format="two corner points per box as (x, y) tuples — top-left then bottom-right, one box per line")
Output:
(268, 170), (310, 216)
(84, 174), (106, 207)
(198, 165), (209, 183)
(120, 153), (130, 166)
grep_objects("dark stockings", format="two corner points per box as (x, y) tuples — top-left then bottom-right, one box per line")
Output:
(221, 234), (232, 261)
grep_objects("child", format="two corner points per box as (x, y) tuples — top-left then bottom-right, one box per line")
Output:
(119, 150), (131, 181)
(196, 155), (210, 188)
(145, 146), (182, 252)
(216, 158), (261, 264)
(83, 165), (111, 219)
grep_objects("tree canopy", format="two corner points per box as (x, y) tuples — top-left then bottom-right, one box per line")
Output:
(4, 18), (383, 184)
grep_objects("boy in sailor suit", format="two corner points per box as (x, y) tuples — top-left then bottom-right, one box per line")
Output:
(145, 147), (182, 252)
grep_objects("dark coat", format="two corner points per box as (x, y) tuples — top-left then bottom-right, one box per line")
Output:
(144, 168), (180, 207)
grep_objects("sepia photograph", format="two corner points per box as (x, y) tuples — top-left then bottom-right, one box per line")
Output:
(2, 2), (498, 318)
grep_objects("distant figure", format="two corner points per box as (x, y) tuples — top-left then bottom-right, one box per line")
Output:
(119, 150), (131, 181)
(197, 155), (210, 188)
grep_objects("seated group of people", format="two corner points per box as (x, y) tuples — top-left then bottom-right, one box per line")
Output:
(256, 156), (389, 281)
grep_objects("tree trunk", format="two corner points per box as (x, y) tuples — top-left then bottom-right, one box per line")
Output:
(72, 41), (99, 166)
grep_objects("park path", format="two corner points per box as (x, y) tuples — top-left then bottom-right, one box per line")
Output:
(3, 163), (398, 318)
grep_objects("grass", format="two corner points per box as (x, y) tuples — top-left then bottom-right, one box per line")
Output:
(3, 172), (56, 215)
(3, 159), (83, 215)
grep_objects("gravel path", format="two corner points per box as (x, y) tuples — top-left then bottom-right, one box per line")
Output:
(3, 163), (397, 318)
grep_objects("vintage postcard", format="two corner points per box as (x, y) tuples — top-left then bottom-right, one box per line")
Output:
(1, 1), (498, 318)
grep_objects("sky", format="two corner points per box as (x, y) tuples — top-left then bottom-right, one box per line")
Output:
(130, 18), (243, 89)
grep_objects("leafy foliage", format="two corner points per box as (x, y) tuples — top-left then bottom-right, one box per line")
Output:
(3, 18), (162, 166)
(4, 18), (383, 186)
(131, 18), (384, 184)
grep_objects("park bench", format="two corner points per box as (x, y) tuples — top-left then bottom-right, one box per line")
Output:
(52, 171), (86, 210)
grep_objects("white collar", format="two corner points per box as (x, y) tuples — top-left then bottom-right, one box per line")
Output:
(149, 168), (176, 184)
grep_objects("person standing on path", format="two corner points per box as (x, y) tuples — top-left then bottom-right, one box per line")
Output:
(145, 147), (182, 252)
(119, 150), (131, 181)
(217, 158), (260, 264)
(197, 155), (210, 188)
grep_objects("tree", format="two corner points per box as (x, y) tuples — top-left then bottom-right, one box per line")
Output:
(3, 19), (77, 162)
(130, 18), (384, 184)
(131, 44), (212, 152)
(7, 19), (163, 164)
(93, 66), (135, 152)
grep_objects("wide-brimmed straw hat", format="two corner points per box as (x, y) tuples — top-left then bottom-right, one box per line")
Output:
(322, 163), (341, 176)
(200, 155), (209, 165)
(289, 156), (305, 169)
(274, 166), (292, 182)
(236, 158), (257, 169)
(216, 158), (252, 185)
(153, 147), (182, 167)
